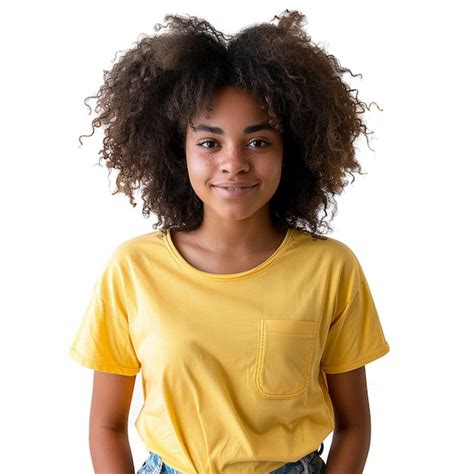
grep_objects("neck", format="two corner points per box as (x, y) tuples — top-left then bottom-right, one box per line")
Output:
(189, 212), (286, 256)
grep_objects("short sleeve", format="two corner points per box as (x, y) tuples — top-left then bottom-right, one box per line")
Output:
(68, 248), (141, 376)
(320, 256), (390, 374)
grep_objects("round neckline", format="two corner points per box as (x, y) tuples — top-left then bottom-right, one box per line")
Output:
(164, 227), (294, 281)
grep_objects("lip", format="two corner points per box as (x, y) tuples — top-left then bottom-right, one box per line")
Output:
(211, 184), (258, 198)
(212, 182), (258, 187)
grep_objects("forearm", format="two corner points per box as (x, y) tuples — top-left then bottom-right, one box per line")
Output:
(325, 425), (371, 474)
(89, 427), (135, 474)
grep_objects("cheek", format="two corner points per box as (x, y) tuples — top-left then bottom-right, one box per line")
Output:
(186, 155), (212, 188)
(260, 159), (283, 182)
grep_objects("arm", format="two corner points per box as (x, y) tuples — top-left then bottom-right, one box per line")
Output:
(324, 366), (371, 474)
(89, 371), (137, 474)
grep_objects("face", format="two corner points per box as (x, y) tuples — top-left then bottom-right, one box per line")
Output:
(184, 86), (284, 225)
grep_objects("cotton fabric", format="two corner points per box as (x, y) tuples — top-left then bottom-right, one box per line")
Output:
(68, 226), (390, 473)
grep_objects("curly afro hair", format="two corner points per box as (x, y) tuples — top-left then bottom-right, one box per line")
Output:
(79, 9), (380, 240)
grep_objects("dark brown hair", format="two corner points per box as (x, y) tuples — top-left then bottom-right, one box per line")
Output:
(79, 9), (380, 240)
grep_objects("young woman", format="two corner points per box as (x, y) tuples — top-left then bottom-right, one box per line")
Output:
(69, 10), (390, 474)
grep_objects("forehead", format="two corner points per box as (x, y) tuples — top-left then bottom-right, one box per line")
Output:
(192, 86), (268, 121)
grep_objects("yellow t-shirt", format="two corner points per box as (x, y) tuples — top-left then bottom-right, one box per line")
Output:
(68, 226), (390, 474)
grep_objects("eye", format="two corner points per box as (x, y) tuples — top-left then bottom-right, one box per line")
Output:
(197, 140), (218, 149)
(196, 139), (270, 149)
(248, 139), (270, 148)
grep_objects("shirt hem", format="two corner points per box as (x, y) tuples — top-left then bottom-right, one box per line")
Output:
(321, 342), (390, 374)
(68, 346), (140, 376)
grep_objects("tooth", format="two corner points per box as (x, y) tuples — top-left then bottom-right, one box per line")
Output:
(219, 186), (254, 190)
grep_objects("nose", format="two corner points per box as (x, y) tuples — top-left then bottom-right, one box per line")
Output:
(219, 147), (250, 174)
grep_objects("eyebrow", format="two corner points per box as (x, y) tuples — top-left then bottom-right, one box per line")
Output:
(191, 122), (278, 135)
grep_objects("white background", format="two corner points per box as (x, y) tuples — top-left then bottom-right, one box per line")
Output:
(1, 0), (472, 472)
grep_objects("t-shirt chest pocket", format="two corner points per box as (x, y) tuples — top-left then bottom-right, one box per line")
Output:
(254, 318), (318, 400)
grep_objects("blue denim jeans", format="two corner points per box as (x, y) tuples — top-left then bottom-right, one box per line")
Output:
(136, 442), (326, 474)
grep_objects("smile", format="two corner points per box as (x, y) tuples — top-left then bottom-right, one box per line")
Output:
(212, 184), (258, 198)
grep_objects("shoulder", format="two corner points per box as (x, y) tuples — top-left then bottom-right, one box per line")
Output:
(290, 228), (366, 294)
(291, 228), (360, 267)
(102, 230), (166, 271)
(113, 230), (165, 256)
